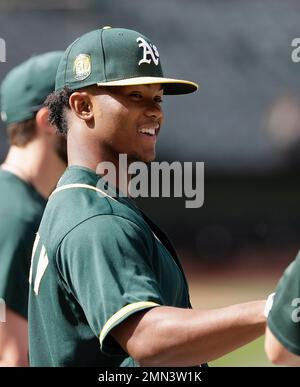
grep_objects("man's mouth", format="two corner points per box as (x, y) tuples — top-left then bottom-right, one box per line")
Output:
(137, 124), (160, 137)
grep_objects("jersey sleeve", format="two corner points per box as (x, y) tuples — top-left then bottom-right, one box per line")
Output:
(268, 253), (300, 356)
(57, 214), (163, 356)
(0, 216), (35, 319)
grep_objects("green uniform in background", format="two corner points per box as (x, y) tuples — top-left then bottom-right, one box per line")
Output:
(0, 51), (62, 322)
(0, 169), (46, 318)
(268, 253), (300, 356)
(29, 166), (192, 366)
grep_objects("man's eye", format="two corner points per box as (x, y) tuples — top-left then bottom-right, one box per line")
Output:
(155, 97), (163, 104)
(130, 93), (142, 99)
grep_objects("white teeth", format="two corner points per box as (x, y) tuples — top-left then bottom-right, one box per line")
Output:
(138, 127), (156, 135)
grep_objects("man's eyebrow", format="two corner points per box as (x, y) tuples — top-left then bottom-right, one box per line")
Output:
(143, 84), (163, 91)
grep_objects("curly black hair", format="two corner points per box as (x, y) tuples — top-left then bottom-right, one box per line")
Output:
(45, 86), (74, 135)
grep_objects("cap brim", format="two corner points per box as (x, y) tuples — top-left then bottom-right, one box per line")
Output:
(97, 77), (198, 95)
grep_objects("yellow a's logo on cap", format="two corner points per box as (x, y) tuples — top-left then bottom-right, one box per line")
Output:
(73, 54), (91, 81)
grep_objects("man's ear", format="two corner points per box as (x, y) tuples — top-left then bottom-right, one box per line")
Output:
(35, 107), (54, 135)
(69, 92), (94, 122)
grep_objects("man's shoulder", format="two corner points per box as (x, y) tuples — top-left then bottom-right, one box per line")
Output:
(277, 253), (300, 294)
(40, 185), (149, 251)
(38, 166), (154, 250)
(268, 252), (300, 332)
(45, 183), (140, 223)
(66, 212), (150, 241)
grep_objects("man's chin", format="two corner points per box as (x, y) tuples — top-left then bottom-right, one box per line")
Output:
(130, 152), (156, 164)
(131, 158), (155, 165)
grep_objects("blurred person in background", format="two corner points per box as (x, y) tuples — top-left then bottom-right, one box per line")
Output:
(264, 94), (300, 365)
(265, 253), (300, 366)
(0, 52), (66, 366)
(266, 94), (300, 170)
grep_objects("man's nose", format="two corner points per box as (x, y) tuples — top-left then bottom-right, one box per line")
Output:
(144, 102), (163, 120)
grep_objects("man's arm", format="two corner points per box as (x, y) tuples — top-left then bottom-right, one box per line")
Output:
(111, 300), (265, 366)
(265, 326), (300, 366)
(0, 307), (28, 367)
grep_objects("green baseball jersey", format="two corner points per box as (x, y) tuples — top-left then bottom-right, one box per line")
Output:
(268, 253), (300, 356)
(28, 166), (194, 367)
(0, 169), (46, 318)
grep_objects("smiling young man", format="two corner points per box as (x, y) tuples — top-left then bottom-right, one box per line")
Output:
(28, 27), (267, 367)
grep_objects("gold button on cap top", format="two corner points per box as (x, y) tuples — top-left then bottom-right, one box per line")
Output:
(102, 26), (112, 30)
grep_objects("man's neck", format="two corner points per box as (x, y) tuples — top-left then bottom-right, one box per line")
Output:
(2, 143), (66, 199)
(67, 137), (133, 195)
(69, 158), (132, 197)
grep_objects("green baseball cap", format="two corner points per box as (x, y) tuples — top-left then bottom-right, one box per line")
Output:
(55, 27), (198, 95)
(0, 51), (63, 125)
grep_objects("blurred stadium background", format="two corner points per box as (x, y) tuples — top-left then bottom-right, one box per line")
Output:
(1, 0), (300, 366)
